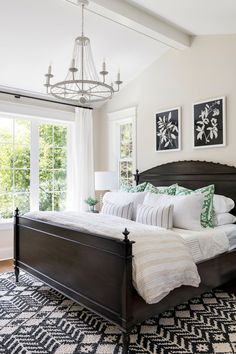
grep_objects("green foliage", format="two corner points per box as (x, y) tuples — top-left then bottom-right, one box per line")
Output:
(119, 122), (133, 187)
(39, 124), (67, 212)
(84, 197), (99, 206)
(120, 123), (132, 159)
(0, 119), (67, 219)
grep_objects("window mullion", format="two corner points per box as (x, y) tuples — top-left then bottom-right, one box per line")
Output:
(12, 119), (15, 213)
(30, 120), (39, 211)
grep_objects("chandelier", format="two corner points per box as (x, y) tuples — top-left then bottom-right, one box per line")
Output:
(44, 0), (123, 106)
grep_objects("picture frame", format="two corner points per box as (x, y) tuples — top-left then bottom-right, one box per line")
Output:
(156, 107), (181, 152)
(193, 96), (226, 149)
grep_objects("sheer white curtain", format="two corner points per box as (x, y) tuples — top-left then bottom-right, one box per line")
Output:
(69, 107), (95, 211)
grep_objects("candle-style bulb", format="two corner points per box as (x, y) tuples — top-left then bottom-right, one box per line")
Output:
(102, 60), (106, 72)
(69, 58), (78, 73)
(117, 70), (121, 82)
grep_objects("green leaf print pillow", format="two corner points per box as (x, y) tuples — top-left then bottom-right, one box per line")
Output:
(120, 182), (147, 193)
(176, 184), (215, 228)
(144, 183), (177, 195)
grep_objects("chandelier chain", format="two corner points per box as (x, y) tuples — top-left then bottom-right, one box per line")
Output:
(82, 4), (85, 36)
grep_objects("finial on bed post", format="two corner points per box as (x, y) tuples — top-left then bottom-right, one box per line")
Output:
(133, 169), (140, 186)
(14, 208), (19, 217)
(123, 228), (130, 242)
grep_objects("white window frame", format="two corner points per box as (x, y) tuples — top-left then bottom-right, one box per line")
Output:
(108, 107), (137, 186)
(0, 112), (72, 223)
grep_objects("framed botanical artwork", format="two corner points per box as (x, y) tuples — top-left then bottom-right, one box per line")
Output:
(156, 107), (181, 152)
(193, 96), (226, 149)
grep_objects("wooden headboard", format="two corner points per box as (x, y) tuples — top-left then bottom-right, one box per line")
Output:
(135, 161), (236, 216)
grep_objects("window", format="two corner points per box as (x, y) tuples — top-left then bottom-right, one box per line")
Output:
(108, 107), (136, 188)
(39, 124), (67, 211)
(0, 116), (69, 220)
(119, 122), (133, 186)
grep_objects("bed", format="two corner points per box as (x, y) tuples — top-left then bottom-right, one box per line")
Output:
(14, 160), (236, 354)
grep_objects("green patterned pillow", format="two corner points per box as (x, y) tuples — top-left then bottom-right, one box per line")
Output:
(120, 182), (147, 193)
(145, 183), (177, 195)
(176, 185), (215, 228)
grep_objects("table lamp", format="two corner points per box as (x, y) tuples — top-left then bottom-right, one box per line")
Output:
(95, 171), (118, 208)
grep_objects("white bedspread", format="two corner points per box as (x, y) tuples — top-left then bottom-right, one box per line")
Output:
(25, 211), (201, 304)
(173, 228), (229, 263)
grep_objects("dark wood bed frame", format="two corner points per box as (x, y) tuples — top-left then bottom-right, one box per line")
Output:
(14, 161), (236, 354)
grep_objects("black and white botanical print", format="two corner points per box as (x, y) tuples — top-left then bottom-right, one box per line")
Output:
(156, 108), (181, 151)
(193, 97), (226, 148)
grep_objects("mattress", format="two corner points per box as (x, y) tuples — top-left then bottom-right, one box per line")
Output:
(25, 211), (229, 264)
(173, 227), (229, 263)
(215, 224), (236, 251)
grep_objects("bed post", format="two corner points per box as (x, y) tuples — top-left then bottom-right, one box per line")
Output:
(133, 169), (140, 186)
(121, 228), (133, 354)
(14, 208), (19, 283)
(122, 333), (130, 354)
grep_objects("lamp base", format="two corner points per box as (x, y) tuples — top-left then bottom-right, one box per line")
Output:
(95, 190), (109, 212)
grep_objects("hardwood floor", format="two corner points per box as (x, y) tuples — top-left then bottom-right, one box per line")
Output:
(0, 259), (13, 273)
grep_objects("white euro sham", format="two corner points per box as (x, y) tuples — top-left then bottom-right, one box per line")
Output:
(214, 212), (236, 226)
(213, 194), (235, 213)
(143, 192), (204, 230)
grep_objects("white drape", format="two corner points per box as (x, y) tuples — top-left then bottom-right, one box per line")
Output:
(69, 107), (95, 211)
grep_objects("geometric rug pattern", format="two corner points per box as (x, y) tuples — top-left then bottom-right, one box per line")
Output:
(0, 272), (236, 354)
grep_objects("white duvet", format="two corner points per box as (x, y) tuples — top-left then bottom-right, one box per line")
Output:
(25, 211), (228, 304)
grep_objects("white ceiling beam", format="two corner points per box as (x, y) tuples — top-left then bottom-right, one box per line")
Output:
(89, 0), (191, 49)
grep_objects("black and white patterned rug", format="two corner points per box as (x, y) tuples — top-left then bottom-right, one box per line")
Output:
(0, 272), (236, 354)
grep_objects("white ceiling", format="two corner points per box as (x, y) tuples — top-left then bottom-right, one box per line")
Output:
(128, 0), (236, 35)
(0, 0), (236, 96)
(0, 0), (168, 94)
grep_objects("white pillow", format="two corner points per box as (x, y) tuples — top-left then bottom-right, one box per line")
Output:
(213, 194), (235, 213)
(144, 192), (204, 230)
(101, 201), (133, 220)
(214, 212), (236, 226)
(136, 204), (174, 229)
(103, 191), (146, 220)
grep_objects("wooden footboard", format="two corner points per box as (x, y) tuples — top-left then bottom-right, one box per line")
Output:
(14, 207), (236, 354)
(14, 209), (135, 333)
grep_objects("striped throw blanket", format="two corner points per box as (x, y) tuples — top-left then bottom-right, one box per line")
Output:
(25, 211), (200, 304)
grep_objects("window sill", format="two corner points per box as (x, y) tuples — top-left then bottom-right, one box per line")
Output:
(0, 219), (13, 231)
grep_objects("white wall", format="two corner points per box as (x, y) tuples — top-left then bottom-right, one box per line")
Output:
(94, 35), (236, 172)
(0, 225), (13, 260)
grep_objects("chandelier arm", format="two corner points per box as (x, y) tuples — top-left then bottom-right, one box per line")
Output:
(75, 82), (82, 91)
(53, 86), (79, 94)
(51, 91), (109, 104)
(87, 93), (111, 99)
(50, 79), (114, 103)
(88, 90), (114, 94)
(52, 80), (113, 89)
(86, 83), (100, 92)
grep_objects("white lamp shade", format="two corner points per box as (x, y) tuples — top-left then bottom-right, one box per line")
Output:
(95, 171), (118, 191)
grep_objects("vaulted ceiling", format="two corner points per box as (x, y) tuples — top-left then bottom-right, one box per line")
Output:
(0, 0), (235, 95)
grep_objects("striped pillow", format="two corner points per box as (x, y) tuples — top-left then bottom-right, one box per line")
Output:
(136, 204), (174, 229)
(101, 202), (133, 220)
